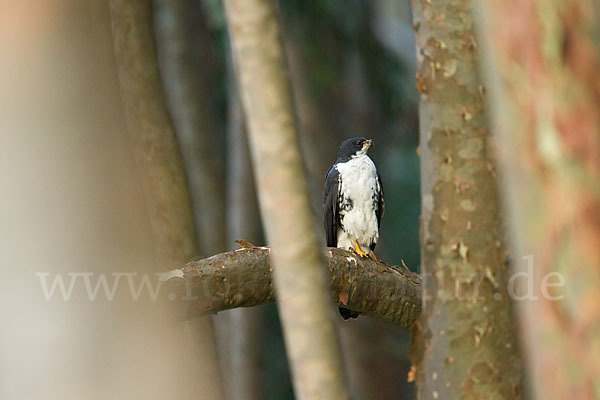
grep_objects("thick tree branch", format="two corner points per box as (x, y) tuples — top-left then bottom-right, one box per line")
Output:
(166, 248), (422, 330)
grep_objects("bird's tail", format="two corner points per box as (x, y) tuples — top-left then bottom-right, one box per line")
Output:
(338, 307), (360, 320)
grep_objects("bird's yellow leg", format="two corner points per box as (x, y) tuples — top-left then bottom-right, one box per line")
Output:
(353, 240), (369, 258)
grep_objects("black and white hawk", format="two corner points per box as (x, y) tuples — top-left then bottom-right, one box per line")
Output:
(323, 137), (384, 320)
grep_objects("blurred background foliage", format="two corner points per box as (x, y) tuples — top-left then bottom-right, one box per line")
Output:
(155, 0), (420, 398)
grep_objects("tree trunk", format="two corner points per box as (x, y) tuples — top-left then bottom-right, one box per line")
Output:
(478, 1), (600, 398)
(224, 1), (350, 398)
(224, 62), (264, 400)
(152, 0), (226, 257)
(410, 0), (523, 397)
(151, 2), (234, 397)
(108, 2), (225, 399)
(338, 319), (414, 400)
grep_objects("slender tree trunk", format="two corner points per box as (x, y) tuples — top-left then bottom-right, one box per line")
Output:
(339, 319), (414, 400)
(108, 2), (225, 399)
(225, 305), (264, 400)
(151, 2), (233, 398)
(225, 64), (264, 400)
(109, 0), (195, 268)
(152, 0), (226, 257)
(224, 1), (350, 398)
(478, 1), (600, 398)
(410, 0), (523, 397)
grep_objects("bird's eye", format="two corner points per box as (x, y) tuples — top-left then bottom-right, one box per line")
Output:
(356, 140), (363, 145)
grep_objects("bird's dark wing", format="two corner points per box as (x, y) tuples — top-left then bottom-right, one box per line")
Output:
(375, 171), (384, 228)
(323, 165), (340, 247)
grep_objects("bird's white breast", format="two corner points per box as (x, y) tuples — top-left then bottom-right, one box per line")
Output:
(335, 155), (379, 250)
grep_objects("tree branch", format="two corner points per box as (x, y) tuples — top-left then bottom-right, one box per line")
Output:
(165, 247), (422, 330)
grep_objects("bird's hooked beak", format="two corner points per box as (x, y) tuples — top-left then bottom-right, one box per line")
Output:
(363, 139), (373, 149)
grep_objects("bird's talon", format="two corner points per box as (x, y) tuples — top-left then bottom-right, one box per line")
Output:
(352, 240), (369, 258)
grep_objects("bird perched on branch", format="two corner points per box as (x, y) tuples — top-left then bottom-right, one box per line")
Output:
(323, 137), (384, 320)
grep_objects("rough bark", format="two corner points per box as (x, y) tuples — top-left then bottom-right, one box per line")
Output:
(224, 1), (350, 398)
(165, 247), (422, 330)
(478, 1), (600, 398)
(108, 2), (225, 399)
(410, 0), (523, 398)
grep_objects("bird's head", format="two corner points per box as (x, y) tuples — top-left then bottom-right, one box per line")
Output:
(337, 137), (373, 162)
